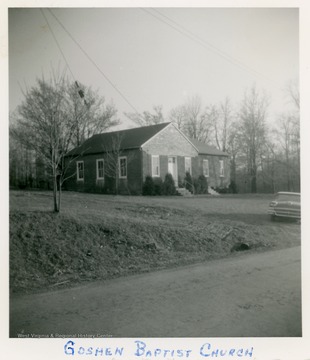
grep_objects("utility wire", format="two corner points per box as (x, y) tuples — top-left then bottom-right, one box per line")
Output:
(47, 8), (140, 114)
(40, 9), (76, 82)
(142, 8), (278, 87)
(41, 9), (91, 104)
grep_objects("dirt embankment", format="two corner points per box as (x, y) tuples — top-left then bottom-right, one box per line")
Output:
(10, 201), (300, 294)
(10, 247), (301, 338)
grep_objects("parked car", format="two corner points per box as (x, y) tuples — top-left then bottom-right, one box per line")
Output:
(268, 192), (301, 221)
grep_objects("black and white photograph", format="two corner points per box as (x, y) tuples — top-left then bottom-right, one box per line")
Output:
(3, 1), (310, 359)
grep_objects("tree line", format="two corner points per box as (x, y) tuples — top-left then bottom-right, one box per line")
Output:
(10, 71), (300, 211)
(126, 82), (300, 194)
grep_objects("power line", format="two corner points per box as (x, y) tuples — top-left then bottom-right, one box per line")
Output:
(40, 9), (93, 105)
(40, 9), (76, 81)
(142, 8), (279, 87)
(47, 8), (140, 114)
(41, 8), (91, 105)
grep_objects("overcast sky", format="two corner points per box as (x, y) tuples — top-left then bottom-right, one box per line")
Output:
(9, 7), (299, 128)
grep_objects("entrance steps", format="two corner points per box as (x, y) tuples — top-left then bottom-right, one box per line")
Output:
(176, 187), (220, 196)
(208, 187), (220, 196)
(176, 188), (193, 196)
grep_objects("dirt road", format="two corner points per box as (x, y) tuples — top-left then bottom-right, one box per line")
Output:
(10, 246), (301, 338)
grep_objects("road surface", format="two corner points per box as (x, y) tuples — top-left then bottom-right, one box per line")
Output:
(10, 246), (301, 337)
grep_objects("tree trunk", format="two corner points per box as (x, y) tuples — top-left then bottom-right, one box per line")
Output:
(58, 181), (62, 213)
(52, 159), (59, 212)
(250, 167), (257, 193)
(53, 174), (59, 212)
(285, 146), (291, 191)
(251, 176), (257, 193)
(230, 156), (236, 183)
(115, 175), (118, 195)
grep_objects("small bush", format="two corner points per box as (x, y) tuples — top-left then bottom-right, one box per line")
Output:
(228, 180), (238, 194)
(178, 176), (184, 188)
(18, 182), (27, 190)
(215, 186), (229, 194)
(153, 177), (163, 195)
(184, 172), (194, 193)
(194, 175), (209, 194)
(142, 175), (154, 196)
(162, 173), (177, 195)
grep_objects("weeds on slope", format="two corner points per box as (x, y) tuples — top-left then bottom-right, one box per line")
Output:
(10, 209), (277, 294)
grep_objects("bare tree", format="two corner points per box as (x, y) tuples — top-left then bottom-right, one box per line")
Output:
(170, 95), (213, 142)
(125, 105), (165, 127)
(9, 133), (36, 188)
(11, 75), (74, 211)
(182, 95), (203, 139)
(217, 97), (234, 152)
(273, 114), (300, 191)
(204, 104), (218, 147)
(286, 78), (300, 175)
(258, 137), (279, 193)
(103, 133), (135, 195)
(286, 79), (300, 110)
(10, 73), (118, 211)
(262, 79), (300, 192)
(169, 104), (186, 130)
(103, 133), (123, 195)
(237, 86), (269, 193)
(278, 116), (293, 190)
(226, 121), (241, 186)
(68, 82), (119, 146)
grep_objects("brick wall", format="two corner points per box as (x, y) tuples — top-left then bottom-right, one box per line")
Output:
(64, 149), (142, 195)
(142, 153), (206, 186)
(142, 124), (198, 157)
(64, 123), (230, 195)
(196, 154), (230, 188)
(142, 124), (198, 185)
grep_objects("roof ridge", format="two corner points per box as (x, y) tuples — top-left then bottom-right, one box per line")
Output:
(91, 121), (171, 138)
(65, 122), (171, 157)
(190, 137), (229, 156)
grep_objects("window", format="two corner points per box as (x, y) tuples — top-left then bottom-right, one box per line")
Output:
(119, 156), (127, 178)
(203, 159), (209, 177)
(152, 155), (160, 177)
(185, 157), (192, 175)
(219, 160), (224, 177)
(96, 159), (104, 180)
(77, 161), (84, 181)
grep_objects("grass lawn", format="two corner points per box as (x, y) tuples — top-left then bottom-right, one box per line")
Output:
(9, 190), (301, 294)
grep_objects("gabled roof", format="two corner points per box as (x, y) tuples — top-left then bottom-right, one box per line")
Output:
(66, 122), (229, 157)
(66, 122), (171, 156)
(190, 138), (229, 156)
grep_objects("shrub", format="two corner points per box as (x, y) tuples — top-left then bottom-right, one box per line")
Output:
(162, 173), (177, 195)
(153, 177), (163, 195)
(228, 180), (238, 194)
(215, 186), (229, 194)
(178, 176), (184, 188)
(184, 172), (194, 193)
(18, 182), (27, 190)
(194, 175), (209, 194)
(142, 175), (154, 196)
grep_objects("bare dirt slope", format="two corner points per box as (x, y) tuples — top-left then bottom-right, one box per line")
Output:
(10, 246), (301, 338)
(9, 191), (301, 293)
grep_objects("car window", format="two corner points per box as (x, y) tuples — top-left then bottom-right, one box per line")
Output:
(276, 194), (300, 202)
